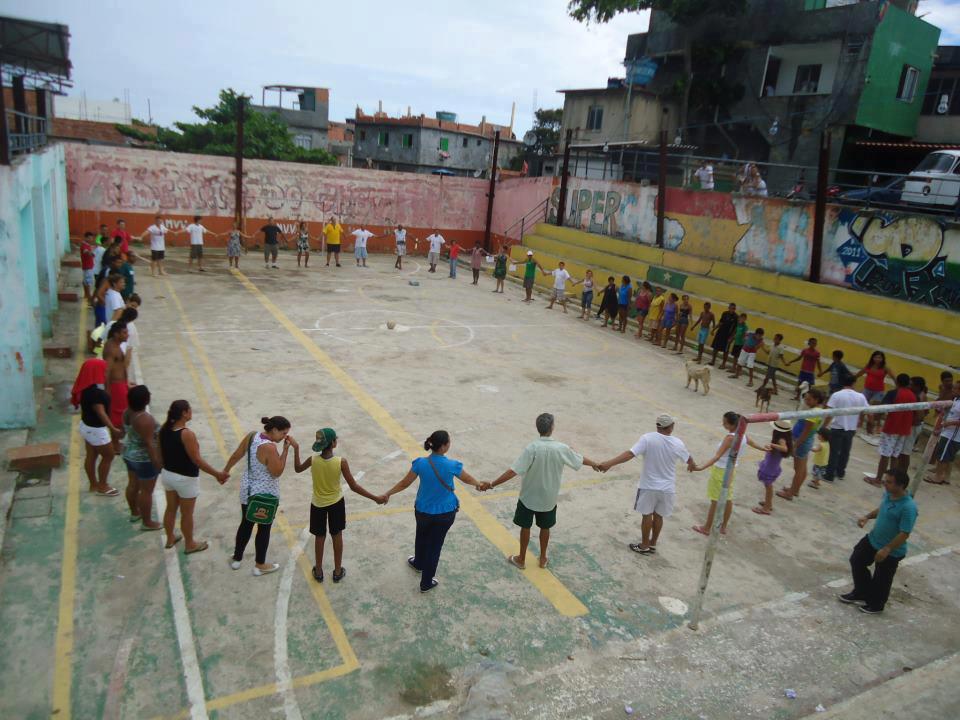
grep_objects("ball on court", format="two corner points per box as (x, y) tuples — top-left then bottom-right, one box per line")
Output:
(387, 320), (396, 330)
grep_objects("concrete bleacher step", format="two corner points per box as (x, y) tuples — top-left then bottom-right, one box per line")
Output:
(507, 242), (950, 387)
(532, 223), (960, 344)
(521, 229), (958, 369)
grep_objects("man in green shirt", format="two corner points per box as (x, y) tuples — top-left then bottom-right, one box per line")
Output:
(521, 250), (543, 303)
(488, 413), (599, 569)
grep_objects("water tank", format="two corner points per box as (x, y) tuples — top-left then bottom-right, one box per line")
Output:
(436, 111), (457, 123)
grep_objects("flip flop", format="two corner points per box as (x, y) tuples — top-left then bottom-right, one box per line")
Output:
(752, 506), (772, 515)
(184, 541), (209, 555)
(629, 543), (655, 555)
(165, 534), (182, 549)
(96, 488), (120, 497)
(332, 567), (346, 583)
(692, 525), (710, 536)
(507, 555), (526, 570)
(808, 482), (821, 490)
(923, 477), (950, 485)
(538, 557), (549, 569)
(775, 489), (794, 501)
(129, 514), (142, 523)
(140, 524), (163, 532)
(312, 566), (324, 582)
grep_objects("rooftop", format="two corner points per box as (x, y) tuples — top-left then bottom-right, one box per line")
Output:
(353, 110), (516, 141)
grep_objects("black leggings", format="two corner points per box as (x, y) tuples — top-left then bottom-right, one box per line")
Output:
(233, 504), (273, 564)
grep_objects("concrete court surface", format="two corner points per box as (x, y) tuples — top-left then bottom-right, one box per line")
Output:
(1, 248), (959, 720)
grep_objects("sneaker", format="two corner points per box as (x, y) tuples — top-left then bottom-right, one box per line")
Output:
(420, 579), (439, 593)
(272, 264), (279, 269)
(838, 592), (866, 605)
(859, 605), (883, 614)
(230, 559), (242, 571)
(407, 556), (421, 573)
(252, 563), (280, 576)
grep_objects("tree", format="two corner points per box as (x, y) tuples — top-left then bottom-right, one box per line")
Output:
(568, 0), (747, 136)
(154, 89), (338, 165)
(530, 108), (563, 155)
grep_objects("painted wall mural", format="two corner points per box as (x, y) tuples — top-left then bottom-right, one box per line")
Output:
(545, 178), (959, 309)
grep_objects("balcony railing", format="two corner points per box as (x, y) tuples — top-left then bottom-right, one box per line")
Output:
(6, 109), (49, 156)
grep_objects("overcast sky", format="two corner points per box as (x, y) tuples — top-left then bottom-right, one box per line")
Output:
(5, 0), (958, 135)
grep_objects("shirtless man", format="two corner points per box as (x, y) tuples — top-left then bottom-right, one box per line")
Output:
(103, 321), (131, 452)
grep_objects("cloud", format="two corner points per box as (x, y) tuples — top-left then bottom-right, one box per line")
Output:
(917, 0), (960, 42)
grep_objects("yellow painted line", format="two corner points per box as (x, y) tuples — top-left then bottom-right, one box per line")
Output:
(51, 299), (88, 720)
(162, 278), (360, 707)
(231, 269), (588, 617)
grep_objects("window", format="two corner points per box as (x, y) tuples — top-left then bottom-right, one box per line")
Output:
(897, 65), (920, 102)
(793, 64), (822, 94)
(439, 137), (450, 152)
(476, 139), (482, 146)
(922, 76), (960, 115)
(378, 131), (389, 147)
(401, 133), (413, 148)
(359, 130), (366, 141)
(293, 134), (312, 150)
(586, 105), (603, 131)
(462, 137), (469, 148)
(915, 152), (956, 173)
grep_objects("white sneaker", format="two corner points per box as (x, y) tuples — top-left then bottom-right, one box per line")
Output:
(230, 559), (241, 570)
(252, 563), (280, 576)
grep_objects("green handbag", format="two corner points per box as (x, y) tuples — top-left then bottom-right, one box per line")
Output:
(244, 432), (279, 524)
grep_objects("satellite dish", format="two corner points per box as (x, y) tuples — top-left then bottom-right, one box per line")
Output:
(523, 130), (538, 147)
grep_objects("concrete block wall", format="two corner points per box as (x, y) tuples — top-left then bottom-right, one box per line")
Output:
(0, 143), (68, 428)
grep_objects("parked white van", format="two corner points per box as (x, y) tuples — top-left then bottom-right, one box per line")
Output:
(901, 150), (960, 208)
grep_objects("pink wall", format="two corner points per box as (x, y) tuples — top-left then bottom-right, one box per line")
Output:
(490, 176), (555, 240)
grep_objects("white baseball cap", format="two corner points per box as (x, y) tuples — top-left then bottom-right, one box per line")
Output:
(526, 250), (533, 256)
(656, 414), (676, 428)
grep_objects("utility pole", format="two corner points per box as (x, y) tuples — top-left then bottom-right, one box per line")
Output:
(483, 130), (501, 252)
(810, 131), (831, 284)
(556, 129), (573, 227)
(234, 95), (245, 225)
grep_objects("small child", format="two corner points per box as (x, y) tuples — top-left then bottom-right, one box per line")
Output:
(757, 333), (784, 395)
(292, 428), (385, 583)
(616, 275), (632, 333)
(579, 269), (595, 320)
(786, 337), (823, 400)
(648, 287), (666, 343)
(809, 428), (830, 488)
(731, 327), (765, 386)
(690, 301), (714, 363)
(727, 314), (749, 373)
(819, 349), (849, 396)
(598, 276), (618, 327)
(493, 246), (509, 293)
(691, 411), (766, 536)
(634, 281), (653, 338)
(752, 420), (793, 515)
(659, 293), (679, 348)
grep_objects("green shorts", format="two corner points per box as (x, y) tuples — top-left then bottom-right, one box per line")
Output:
(513, 500), (556, 529)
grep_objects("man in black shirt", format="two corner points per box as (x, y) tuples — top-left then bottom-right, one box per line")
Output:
(259, 217), (286, 269)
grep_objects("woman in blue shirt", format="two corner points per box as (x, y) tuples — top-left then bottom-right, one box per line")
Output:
(383, 430), (485, 593)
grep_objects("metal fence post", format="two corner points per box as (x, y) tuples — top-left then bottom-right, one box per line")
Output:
(810, 131), (831, 284)
(556, 129), (573, 228)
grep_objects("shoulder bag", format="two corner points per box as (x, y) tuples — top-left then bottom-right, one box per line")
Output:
(245, 432), (279, 524)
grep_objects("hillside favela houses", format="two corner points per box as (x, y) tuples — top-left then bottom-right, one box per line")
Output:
(351, 105), (522, 177)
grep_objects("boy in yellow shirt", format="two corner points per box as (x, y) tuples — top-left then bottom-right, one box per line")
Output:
(648, 287), (666, 344)
(292, 428), (384, 583)
(323, 217), (343, 267)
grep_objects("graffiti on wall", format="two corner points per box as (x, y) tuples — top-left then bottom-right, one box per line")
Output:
(64, 144), (488, 229)
(833, 210), (960, 309)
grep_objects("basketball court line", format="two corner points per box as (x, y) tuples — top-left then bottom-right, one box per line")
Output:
(229, 267), (589, 618)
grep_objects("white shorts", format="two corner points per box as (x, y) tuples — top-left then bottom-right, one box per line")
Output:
(738, 350), (756, 368)
(161, 469), (200, 499)
(78, 421), (111, 447)
(428, 251), (439, 265)
(634, 488), (675, 517)
(879, 433), (908, 458)
(396, 243), (406, 256)
(83, 269), (95, 287)
(553, 288), (565, 300)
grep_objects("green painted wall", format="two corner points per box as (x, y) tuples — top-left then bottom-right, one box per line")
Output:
(855, 3), (941, 137)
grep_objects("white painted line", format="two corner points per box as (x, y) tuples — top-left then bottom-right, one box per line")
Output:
(274, 528), (309, 720)
(820, 542), (960, 589)
(103, 637), (135, 720)
(154, 487), (209, 720)
(353, 449), (405, 482)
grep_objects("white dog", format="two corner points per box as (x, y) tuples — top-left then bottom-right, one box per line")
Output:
(795, 380), (810, 409)
(685, 361), (711, 395)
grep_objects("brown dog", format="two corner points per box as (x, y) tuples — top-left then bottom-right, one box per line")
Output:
(755, 386), (773, 413)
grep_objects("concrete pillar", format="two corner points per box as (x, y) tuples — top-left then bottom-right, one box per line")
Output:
(32, 183), (55, 337)
(19, 200), (44, 378)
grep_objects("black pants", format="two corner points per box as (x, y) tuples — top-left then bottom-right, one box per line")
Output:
(234, 504), (273, 564)
(825, 428), (855, 480)
(412, 510), (456, 590)
(850, 535), (902, 610)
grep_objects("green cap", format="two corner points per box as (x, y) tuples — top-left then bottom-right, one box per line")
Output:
(312, 428), (337, 453)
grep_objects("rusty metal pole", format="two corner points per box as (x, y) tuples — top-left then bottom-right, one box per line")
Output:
(234, 95), (245, 225)
(483, 130), (500, 252)
(656, 129), (667, 248)
(555, 129), (573, 227)
(810, 131), (831, 284)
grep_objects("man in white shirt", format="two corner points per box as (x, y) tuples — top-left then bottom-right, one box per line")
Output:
(543, 261), (580, 314)
(394, 224), (407, 270)
(824, 373), (869, 481)
(351, 227), (375, 268)
(141, 214), (168, 277)
(425, 230), (445, 273)
(598, 414), (695, 554)
(180, 215), (213, 272)
(104, 273), (127, 322)
(930, 396), (960, 486)
(92, 243), (106, 277)
(694, 161), (714, 191)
